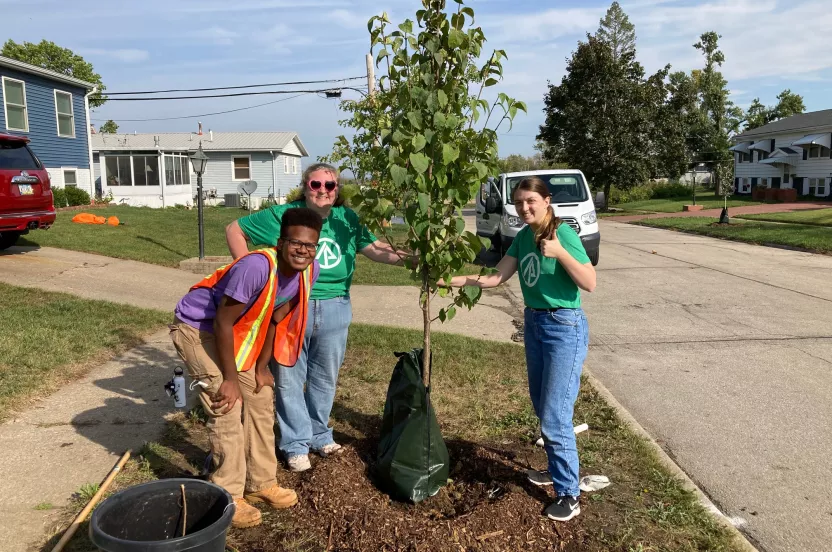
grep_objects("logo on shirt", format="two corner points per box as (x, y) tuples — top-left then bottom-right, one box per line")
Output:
(520, 252), (540, 287)
(316, 238), (342, 270)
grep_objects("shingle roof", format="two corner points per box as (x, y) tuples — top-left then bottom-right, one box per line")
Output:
(734, 109), (832, 140)
(0, 56), (96, 90)
(91, 131), (308, 155)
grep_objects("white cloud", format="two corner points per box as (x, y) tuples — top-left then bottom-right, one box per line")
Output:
(329, 8), (371, 29)
(205, 26), (238, 46)
(82, 49), (150, 63)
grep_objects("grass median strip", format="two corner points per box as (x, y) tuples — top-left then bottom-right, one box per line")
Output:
(737, 207), (832, 227)
(608, 195), (759, 214)
(0, 283), (169, 418)
(49, 323), (742, 552)
(634, 216), (832, 254)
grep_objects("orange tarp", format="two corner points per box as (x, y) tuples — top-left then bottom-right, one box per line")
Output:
(72, 213), (120, 226)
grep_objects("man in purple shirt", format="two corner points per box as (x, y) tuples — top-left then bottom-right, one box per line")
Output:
(170, 207), (321, 529)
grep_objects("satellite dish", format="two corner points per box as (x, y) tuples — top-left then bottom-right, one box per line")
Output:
(238, 180), (258, 195)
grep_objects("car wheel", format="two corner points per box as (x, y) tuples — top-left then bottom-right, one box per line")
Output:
(588, 249), (599, 266)
(0, 232), (21, 251)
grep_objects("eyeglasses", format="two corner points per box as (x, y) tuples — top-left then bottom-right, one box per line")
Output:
(308, 180), (337, 192)
(283, 238), (318, 252)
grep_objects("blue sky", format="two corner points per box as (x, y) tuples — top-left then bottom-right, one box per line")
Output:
(2, 0), (831, 162)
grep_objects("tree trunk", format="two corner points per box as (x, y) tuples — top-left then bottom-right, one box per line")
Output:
(603, 183), (611, 211)
(422, 283), (431, 389)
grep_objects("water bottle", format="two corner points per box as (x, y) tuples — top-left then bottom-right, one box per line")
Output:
(165, 366), (187, 408)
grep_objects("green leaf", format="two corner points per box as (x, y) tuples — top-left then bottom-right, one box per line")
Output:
(390, 165), (408, 186)
(412, 134), (427, 152)
(438, 287), (449, 298)
(473, 161), (488, 179)
(461, 7), (474, 20)
(407, 111), (423, 130)
(442, 143), (460, 164)
(410, 152), (430, 174)
(398, 20), (413, 34)
(424, 129), (435, 144)
(417, 192), (430, 215)
(339, 184), (360, 202)
(485, 78), (498, 87)
(448, 29), (465, 49)
(438, 308), (447, 322)
(462, 285), (481, 303)
(392, 129), (406, 144)
(446, 305), (457, 321)
(437, 90), (448, 108)
(434, 112), (447, 128)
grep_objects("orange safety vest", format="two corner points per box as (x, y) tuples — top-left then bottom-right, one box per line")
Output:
(189, 248), (312, 371)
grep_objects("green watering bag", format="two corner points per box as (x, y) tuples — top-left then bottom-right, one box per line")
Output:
(376, 349), (449, 503)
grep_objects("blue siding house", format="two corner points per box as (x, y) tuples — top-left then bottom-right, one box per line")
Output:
(0, 55), (96, 195)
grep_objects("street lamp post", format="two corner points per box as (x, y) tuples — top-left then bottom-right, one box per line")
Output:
(190, 143), (209, 260)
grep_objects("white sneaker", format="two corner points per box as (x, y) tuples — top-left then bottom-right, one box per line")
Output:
(317, 443), (343, 457)
(287, 454), (311, 472)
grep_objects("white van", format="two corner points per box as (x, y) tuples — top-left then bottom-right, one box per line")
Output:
(475, 169), (600, 265)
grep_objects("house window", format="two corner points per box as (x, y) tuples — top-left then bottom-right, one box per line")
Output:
(740, 178), (751, 193)
(233, 156), (250, 180)
(105, 156), (133, 186)
(163, 154), (190, 186)
(63, 170), (77, 187)
(783, 170), (790, 184)
(54, 91), (75, 137)
(132, 156), (160, 186)
(292, 157), (298, 174)
(808, 145), (829, 159)
(808, 178), (827, 196)
(284, 155), (290, 174)
(757, 150), (768, 161)
(2, 77), (28, 132)
(741, 152), (750, 163)
(761, 178), (768, 188)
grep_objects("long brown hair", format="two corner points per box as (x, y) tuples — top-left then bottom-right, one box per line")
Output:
(298, 162), (345, 207)
(513, 176), (561, 249)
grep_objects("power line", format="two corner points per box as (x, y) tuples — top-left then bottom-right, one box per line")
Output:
(104, 88), (354, 101)
(107, 76), (366, 96)
(91, 93), (310, 123)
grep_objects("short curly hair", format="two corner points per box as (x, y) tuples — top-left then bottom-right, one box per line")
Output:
(279, 207), (323, 240)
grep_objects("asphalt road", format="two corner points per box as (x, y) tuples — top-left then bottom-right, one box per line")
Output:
(568, 221), (832, 552)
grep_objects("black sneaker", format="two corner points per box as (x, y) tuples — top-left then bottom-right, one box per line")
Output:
(526, 469), (553, 487)
(546, 495), (581, 522)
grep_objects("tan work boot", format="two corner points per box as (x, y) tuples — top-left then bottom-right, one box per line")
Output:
(244, 484), (298, 509)
(231, 498), (262, 528)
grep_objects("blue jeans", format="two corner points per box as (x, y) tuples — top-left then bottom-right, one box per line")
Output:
(273, 296), (352, 458)
(524, 307), (589, 497)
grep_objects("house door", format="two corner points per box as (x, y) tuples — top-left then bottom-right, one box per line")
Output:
(771, 177), (781, 189)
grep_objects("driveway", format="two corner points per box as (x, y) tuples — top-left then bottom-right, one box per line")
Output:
(608, 200), (832, 222)
(568, 221), (832, 552)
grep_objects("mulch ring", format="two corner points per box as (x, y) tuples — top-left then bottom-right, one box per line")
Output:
(227, 437), (606, 552)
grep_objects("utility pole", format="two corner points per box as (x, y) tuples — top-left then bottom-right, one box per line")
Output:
(366, 53), (375, 98)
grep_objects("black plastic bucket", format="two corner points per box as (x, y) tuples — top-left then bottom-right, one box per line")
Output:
(89, 479), (234, 552)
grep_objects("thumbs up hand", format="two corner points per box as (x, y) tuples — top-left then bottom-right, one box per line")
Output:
(540, 229), (565, 260)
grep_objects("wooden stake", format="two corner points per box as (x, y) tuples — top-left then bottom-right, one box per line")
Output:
(51, 450), (131, 552)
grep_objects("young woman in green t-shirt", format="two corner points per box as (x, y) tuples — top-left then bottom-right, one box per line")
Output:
(449, 176), (596, 522)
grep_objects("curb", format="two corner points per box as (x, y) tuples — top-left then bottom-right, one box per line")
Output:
(583, 370), (761, 552)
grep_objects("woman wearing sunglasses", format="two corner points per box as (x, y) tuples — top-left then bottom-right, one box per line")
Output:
(226, 162), (407, 472)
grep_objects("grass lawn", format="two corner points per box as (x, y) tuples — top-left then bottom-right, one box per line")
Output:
(609, 195), (760, 214)
(635, 217), (832, 254)
(737, 207), (832, 227)
(18, 206), (477, 286)
(48, 324), (743, 552)
(0, 283), (169, 418)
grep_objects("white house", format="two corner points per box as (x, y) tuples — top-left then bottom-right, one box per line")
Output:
(731, 109), (832, 198)
(91, 127), (308, 208)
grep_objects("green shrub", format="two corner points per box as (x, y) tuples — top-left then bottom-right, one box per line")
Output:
(51, 187), (68, 208)
(65, 186), (91, 206)
(609, 181), (693, 205)
(284, 187), (304, 203)
(651, 182), (690, 199)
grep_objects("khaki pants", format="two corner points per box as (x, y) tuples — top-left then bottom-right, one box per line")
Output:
(169, 319), (277, 498)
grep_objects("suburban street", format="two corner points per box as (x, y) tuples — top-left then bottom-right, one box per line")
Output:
(572, 220), (832, 552)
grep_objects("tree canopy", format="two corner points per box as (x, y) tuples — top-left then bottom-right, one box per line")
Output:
(1, 39), (107, 108)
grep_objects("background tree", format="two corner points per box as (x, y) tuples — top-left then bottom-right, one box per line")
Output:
(538, 3), (666, 209)
(1, 40), (107, 108)
(596, 1), (636, 63)
(693, 32), (733, 199)
(99, 120), (119, 134)
(335, 0), (524, 383)
(497, 153), (561, 173)
(743, 89), (805, 131)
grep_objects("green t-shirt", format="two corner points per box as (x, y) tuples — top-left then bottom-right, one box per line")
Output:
(506, 223), (590, 309)
(237, 201), (377, 300)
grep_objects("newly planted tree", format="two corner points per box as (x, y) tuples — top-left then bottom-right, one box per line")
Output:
(331, 0), (525, 386)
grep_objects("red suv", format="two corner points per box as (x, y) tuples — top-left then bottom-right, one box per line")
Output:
(0, 133), (55, 250)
